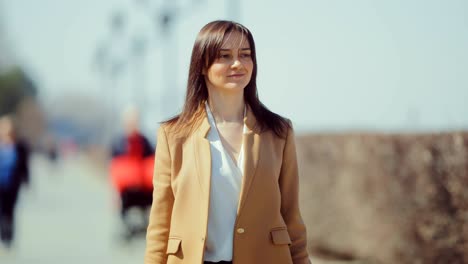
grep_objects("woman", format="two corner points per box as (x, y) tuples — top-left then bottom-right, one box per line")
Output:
(145, 20), (310, 264)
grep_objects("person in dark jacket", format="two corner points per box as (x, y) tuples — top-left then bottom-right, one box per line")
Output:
(110, 106), (154, 240)
(0, 115), (29, 249)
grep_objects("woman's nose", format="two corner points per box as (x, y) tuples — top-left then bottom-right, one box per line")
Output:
(231, 58), (242, 68)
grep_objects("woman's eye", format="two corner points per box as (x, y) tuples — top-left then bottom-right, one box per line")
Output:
(219, 54), (230, 59)
(240, 53), (251, 58)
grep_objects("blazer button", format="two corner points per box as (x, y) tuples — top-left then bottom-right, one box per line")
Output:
(237, 228), (245, 234)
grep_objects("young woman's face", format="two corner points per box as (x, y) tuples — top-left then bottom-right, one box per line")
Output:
(204, 31), (253, 94)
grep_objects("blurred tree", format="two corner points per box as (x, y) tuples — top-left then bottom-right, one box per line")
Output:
(0, 68), (37, 115)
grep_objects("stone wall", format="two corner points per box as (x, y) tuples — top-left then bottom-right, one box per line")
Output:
(296, 132), (468, 264)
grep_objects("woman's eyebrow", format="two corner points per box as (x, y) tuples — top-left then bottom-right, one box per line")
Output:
(219, 48), (251, 51)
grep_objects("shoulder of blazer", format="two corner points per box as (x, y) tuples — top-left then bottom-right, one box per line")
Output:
(159, 118), (207, 144)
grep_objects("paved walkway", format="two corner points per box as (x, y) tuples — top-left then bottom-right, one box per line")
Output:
(0, 153), (145, 264)
(0, 153), (355, 264)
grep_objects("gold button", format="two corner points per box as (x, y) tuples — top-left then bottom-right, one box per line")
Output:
(237, 228), (245, 234)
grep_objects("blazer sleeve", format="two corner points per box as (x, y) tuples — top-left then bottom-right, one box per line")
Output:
(279, 125), (311, 264)
(145, 126), (174, 264)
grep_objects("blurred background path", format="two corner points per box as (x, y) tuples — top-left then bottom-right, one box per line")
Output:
(0, 152), (355, 264)
(0, 153), (145, 264)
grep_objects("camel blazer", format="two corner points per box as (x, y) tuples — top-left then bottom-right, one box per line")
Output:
(144, 107), (310, 264)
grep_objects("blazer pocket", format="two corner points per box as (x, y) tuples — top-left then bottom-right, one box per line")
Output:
(166, 237), (182, 254)
(270, 228), (292, 246)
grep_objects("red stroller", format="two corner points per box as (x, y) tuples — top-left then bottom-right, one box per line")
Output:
(109, 155), (154, 240)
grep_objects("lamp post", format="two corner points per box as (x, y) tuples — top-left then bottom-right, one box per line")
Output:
(130, 34), (148, 115)
(134, 0), (205, 120)
(108, 11), (129, 136)
(94, 0), (208, 134)
(92, 10), (129, 140)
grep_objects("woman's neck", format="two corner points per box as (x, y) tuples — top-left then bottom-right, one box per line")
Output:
(207, 90), (245, 124)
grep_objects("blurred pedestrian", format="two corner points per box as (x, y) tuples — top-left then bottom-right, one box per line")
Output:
(0, 115), (29, 249)
(110, 106), (154, 240)
(111, 106), (154, 158)
(145, 20), (310, 264)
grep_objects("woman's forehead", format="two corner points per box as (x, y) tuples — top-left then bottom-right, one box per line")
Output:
(220, 31), (250, 50)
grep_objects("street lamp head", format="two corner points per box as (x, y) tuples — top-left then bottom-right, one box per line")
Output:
(158, 11), (174, 34)
(110, 11), (126, 33)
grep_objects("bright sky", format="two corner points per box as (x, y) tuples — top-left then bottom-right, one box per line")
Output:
(2, 0), (468, 133)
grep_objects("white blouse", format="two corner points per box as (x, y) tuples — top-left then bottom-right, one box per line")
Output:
(203, 102), (246, 262)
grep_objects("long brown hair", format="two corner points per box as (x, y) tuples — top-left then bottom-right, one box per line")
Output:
(164, 20), (290, 138)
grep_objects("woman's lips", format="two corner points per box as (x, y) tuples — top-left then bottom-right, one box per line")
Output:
(228, 73), (244, 78)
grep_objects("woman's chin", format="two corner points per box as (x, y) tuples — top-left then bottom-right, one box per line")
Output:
(221, 83), (248, 92)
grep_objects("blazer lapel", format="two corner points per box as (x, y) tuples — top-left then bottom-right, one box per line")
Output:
(237, 107), (262, 214)
(193, 116), (212, 200)
(193, 105), (262, 215)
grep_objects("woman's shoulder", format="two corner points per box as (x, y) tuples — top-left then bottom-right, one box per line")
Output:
(158, 115), (182, 134)
(257, 107), (292, 139)
(157, 122), (176, 139)
(157, 117), (196, 143)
